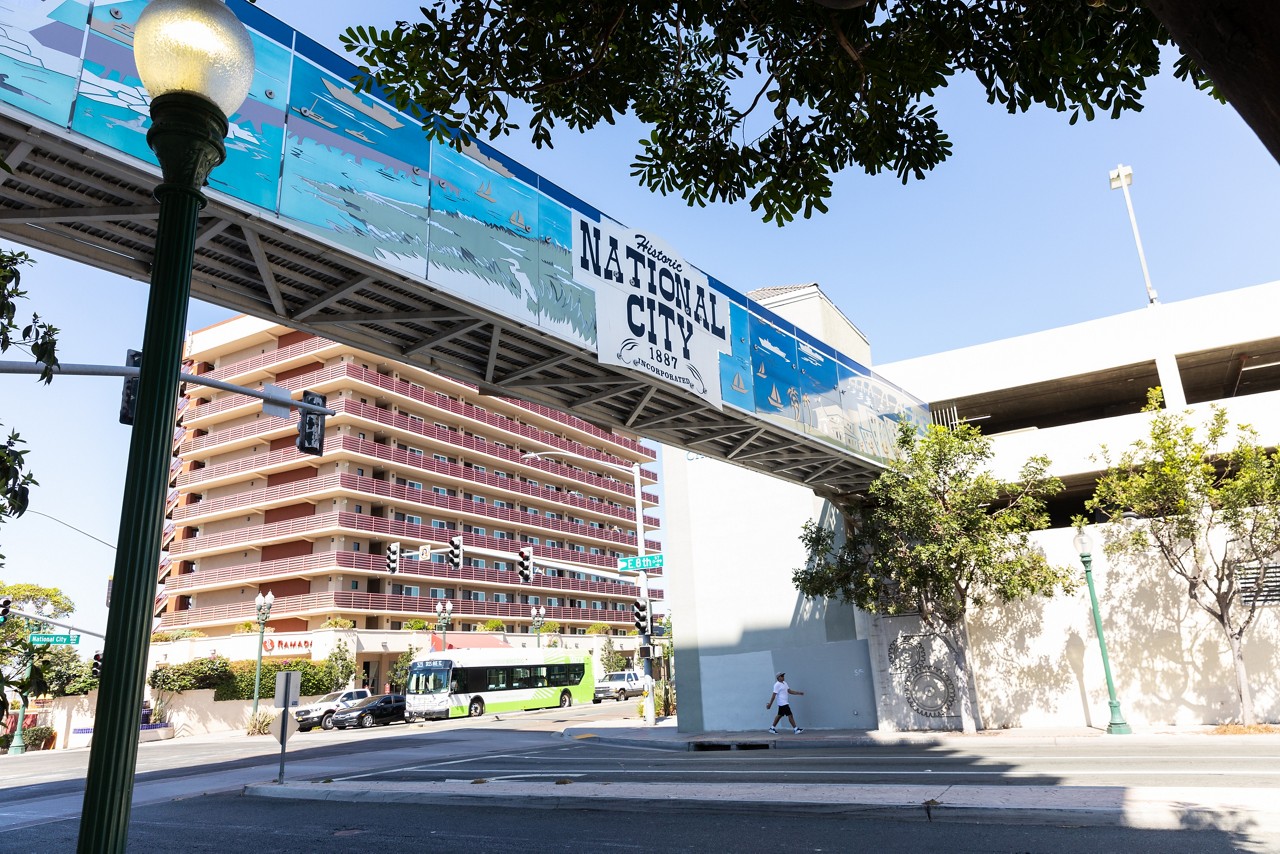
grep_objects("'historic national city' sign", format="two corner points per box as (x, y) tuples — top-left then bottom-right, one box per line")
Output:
(576, 215), (731, 409)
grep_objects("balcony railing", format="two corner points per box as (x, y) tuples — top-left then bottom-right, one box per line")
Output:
(191, 337), (340, 385)
(188, 332), (650, 458)
(184, 354), (653, 460)
(179, 432), (660, 531)
(163, 550), (657, 599)
(174, 471), (654, 550)
(168, 511), (658, 572)
(157, 590), (637, 630)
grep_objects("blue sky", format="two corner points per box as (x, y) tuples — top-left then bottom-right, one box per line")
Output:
(2, 4), (1278, 644)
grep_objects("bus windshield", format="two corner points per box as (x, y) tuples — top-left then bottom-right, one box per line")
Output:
(407, 663), (450, 695)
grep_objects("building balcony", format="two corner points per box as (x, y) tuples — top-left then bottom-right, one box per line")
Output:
(178, 432), (659, 532)
(183, 360), (653, 463)
(162, 550), (657, 600)
(167, 510), (659, 574)
(156, 590), (637, 632)
(187, 336), (343, 387)
(174, 472), (655, 552)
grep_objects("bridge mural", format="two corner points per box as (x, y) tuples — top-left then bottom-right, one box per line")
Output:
(0, 0), (927, 470)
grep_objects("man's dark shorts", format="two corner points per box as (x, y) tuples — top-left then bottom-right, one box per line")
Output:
(776, 704), (792, 716)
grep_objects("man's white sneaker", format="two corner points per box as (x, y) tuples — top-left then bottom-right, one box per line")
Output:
(794, 727), (804, 734)
(768, 726), (777, 734)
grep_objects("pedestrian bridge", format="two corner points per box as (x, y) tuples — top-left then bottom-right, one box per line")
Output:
(0, 0), (926, 496)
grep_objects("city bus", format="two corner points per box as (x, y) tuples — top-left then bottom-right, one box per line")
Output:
(404, 647), (595, 721)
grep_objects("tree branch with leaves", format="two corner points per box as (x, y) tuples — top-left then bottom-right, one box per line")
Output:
(795, 421), (1074, 732)
(1085, 388), (1280, 725)
(342, 2), (1213, 225)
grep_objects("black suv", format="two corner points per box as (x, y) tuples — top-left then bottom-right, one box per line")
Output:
(332, 694), (407, 729)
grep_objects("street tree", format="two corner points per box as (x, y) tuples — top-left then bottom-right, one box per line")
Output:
(342, 2), (1230, 226)
(1086, 389), (1280, 726)
(387, 645), (418, 693)
(0, 581), (75, 671)
(40, 644), (98, 697)
(794, 422), (1074, 733)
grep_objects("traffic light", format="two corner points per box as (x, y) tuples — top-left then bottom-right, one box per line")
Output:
(386, 541), (401, 574)
(91, 651), (103, 678)
(295, 390), (327, 456)
(517, 547), (533, 582)
(447, 535), (464, 570)
(119, 349), (142, 425)
(633, 597), (650, 634)
(0, 596), (10, 624)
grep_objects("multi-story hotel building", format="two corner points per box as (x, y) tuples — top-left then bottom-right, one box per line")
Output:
(154, 315), (660, 673)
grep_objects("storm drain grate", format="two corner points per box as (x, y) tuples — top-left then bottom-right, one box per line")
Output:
(691, 741), (772, 751)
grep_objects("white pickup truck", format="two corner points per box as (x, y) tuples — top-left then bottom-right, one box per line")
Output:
(294, 687), (371, 732)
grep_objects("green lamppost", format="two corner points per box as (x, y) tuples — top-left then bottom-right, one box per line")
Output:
(251, 590), (275, 718)
(78, 2), (253, 850)
(1074, 529), (1132, 735)
(531, 605), (546, 648)
(434, 600), (453, 652)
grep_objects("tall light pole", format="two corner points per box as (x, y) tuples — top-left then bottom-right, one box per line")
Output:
(434, 600), (453, 652)
(251, 590), (275, 718)
(1108, 164), (1159, 306)
(523, 450), (655, 725)
(78, 2), (253, 849)
(531, 605), (546, 647)
(1073, 530), (1132, 735)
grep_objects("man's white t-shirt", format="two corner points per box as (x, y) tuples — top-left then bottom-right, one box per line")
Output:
(773, 680), (790, 705)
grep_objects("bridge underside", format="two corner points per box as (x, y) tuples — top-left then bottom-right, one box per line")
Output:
(0, 113), (879, 498)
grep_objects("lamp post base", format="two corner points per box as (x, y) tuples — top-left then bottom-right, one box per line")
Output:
(1105, 701), (1132, 735)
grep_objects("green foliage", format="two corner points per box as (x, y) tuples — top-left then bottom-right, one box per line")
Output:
(599, 637), (626, 674)
(246, 710), (276, 736)
(325, 640), (356, 691)
(796, 422), (1073, 628)
(585, 623), (610, 635)
(39, 644), (96, 697)
(148, 656), (233, 693)
(0, 582), (76, 671)
(480, 618), (506, 632)
(402, 619), (428, 631)
(0, 725), (55, 751)
(540, 620), (561, 635)
(321, 617), (356, 629)
(341, 4), (1207, 226)
(388, 645), (418, 692)
(149, 629), (206, 643)
(232, 622), (256, 634)
(795, 421), (1073, 732)
(1086, 388), (1280, 725)
(0, 249), (58, 571)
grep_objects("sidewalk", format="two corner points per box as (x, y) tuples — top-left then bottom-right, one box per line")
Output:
(244, 717), (1280, 831)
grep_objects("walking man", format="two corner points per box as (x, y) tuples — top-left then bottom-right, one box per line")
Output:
(766, 671), (804, 734)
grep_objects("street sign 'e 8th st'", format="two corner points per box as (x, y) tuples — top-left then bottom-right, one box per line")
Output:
(617, 554), (664, 571)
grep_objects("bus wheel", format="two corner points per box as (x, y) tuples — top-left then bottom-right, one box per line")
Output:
(468, 698), (485, 717)
(559, 690), (572, 708)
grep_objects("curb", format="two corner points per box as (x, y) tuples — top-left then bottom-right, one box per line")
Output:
(243, 781), (1276, 832)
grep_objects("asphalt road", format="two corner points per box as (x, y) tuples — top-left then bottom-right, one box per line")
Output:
(3, 792), (1265, 853)
(4, 704), (1280, 852)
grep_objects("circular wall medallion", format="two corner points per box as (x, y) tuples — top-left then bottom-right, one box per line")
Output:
(888, 637), (925, 673)
(906, 666), (956, 717)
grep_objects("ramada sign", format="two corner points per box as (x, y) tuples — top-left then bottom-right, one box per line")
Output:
(261, 636), (313, 656)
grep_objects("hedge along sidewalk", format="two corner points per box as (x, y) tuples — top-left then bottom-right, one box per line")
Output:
(147, 655), (346, 701)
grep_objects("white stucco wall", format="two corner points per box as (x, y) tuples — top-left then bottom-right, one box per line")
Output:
(664, 450), (878, 732)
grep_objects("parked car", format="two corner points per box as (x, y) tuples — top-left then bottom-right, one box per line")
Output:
(294, 688), (371, 732)
(332, 694), (407, 729)
(593, 671), (644, 703)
